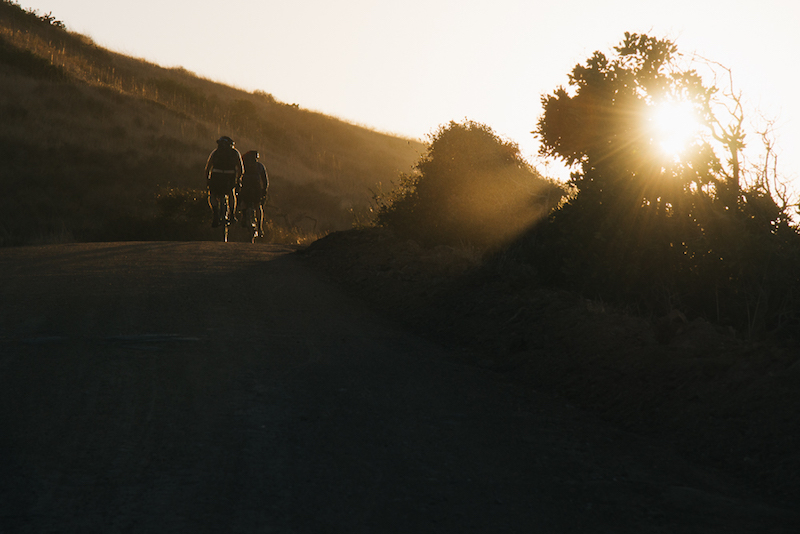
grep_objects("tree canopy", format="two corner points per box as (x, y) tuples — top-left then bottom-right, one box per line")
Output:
(536, 32), (731, 212)
(525, 32), (799, 337)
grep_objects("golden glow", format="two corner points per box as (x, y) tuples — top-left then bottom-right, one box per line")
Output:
(648, 100), (702, 160)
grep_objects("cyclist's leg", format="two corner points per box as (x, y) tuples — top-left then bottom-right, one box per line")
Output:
(256, 202), (264, 237)
(230, 187), (238, 222)
(209, 191), (222, 227)
(240, 199), (250, 228)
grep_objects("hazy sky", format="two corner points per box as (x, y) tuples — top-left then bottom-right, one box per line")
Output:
(23, 0), (800, 183)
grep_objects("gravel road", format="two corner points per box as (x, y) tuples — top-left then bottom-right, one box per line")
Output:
(0, 242), (796, 533)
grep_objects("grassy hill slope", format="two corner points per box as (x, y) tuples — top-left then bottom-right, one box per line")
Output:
(0, 1), (424, 245)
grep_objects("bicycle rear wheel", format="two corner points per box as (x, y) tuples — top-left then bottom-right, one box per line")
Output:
(247, 207), (258, 243)
(221, 194), (231, 242)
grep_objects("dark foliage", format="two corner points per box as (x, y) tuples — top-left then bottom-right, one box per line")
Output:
(514, 32), (800, 339)
(0, 1), (65, 30)
(376, 120), (565, 249)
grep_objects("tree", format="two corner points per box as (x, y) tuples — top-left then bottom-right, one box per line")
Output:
(376, 120), (564, 248)
(537, 33), (727, 212)
(528, 32), (799, 335)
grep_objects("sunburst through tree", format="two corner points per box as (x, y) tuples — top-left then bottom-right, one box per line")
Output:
(646, 99), (703, 161)
(528, 32), (798, 337)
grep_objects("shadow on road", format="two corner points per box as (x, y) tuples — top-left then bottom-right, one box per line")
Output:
(0, 242), (797, 533)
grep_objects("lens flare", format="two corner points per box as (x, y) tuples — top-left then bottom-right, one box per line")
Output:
(648, 100), (701, 160)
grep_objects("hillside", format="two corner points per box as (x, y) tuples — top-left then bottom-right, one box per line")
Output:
(0, 1), (424, 245)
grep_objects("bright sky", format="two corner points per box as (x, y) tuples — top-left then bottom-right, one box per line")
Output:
(22, 0), (800, 185)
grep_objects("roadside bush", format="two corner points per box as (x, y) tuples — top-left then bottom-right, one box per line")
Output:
(156, 186), (208, 223)
(375, 120), (565, 249)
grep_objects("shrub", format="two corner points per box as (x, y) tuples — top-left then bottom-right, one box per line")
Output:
(0, 1), (65, 30)
(155, 186), (208, 223)
(376, 120), (564, 249)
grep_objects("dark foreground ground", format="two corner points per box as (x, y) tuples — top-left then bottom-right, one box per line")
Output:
(302, 229), (800, 519)
(0, 238), (798, 533)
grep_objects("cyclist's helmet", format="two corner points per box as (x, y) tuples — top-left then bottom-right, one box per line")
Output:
(243, 150), (259, 165)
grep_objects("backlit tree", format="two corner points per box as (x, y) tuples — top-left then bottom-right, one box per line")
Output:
(528, 32), (799, 335)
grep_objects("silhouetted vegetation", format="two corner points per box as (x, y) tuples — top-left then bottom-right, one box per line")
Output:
(371, 33), (799, 340)
(375, 120), (565, 249)
(507, 33), (800, 339)
(0, 0), (422, 245)
(1, 0), (64, 29)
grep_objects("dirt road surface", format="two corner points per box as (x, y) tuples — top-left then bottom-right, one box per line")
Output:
(0, 242), (796, 533)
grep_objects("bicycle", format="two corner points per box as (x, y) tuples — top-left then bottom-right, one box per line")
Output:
(221, 193), (233, 243)
(239, 199), (264, 243)
(210, 189), (236, 242)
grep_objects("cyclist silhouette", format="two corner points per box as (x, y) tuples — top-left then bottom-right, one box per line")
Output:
(238, 150), (269, 238)
(204, 136), (244, 228)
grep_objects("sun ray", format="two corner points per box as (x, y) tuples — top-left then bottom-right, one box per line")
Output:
(648, 100), (702, 160)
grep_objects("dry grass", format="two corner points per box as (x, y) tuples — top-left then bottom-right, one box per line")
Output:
(0, 0), (424, 245)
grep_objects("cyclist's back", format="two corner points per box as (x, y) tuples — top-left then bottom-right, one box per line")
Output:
(205, 136), (243, 228)
(239, 150), (269, 203)
(239, 150), (269, 238)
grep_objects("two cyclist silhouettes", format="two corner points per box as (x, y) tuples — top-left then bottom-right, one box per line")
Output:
(204, 136), (268, 236)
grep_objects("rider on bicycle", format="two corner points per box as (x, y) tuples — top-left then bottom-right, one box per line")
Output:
(238, 150), (269, 238)
(205, 136), (244, 228)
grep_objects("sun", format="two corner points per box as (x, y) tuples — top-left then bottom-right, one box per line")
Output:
(647, 99), (702, 160)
